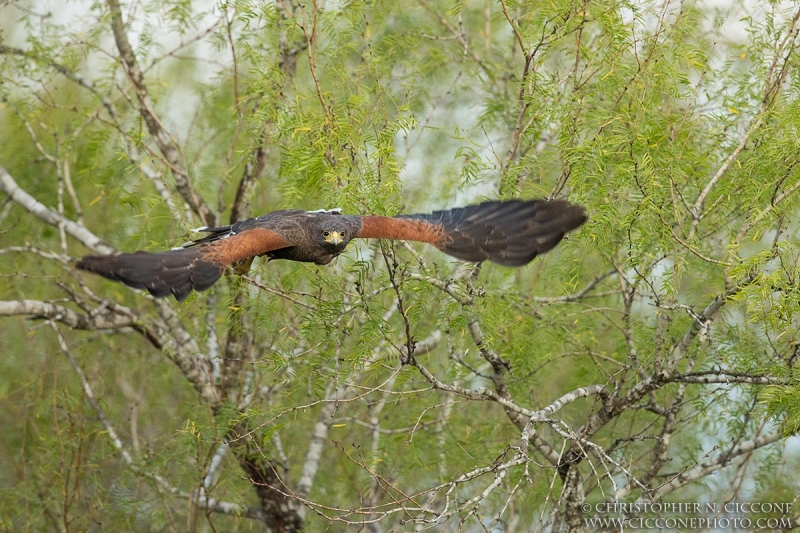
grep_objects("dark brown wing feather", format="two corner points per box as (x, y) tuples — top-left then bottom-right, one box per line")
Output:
(76, 228), (291, 301)
(355, 199), (586, 266)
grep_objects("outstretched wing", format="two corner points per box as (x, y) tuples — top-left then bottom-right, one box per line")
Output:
(354, 199), (586, 266)
(76, 227), (291, 301)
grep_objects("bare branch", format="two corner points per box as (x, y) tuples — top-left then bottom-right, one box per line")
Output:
(690, 116), (762, 236)
(0, 166), (114, 254)
(557, 273), (757, 479)
(0, 299), (138, 331)
(0, 294), (219, 406)
(0, 164), (220, 405)
(692, 4), (800, 239)
(50, 321), (136, 463)
(0, 43), (184, 223)
(416, 0), (493, 78)
(666, 371), (788, 386)
(529, 385), (607, 422)
(647, 431), (783, 500)
(533, 268), (616, 303)
(106, 0), (216, 226)
(48, 322), (266, 523)
(296, 386), (338, 499)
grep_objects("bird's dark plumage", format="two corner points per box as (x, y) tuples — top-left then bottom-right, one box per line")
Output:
(76, 199), (586, 301)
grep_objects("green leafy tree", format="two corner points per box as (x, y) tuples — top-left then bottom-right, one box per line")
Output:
(2, 0), (800, 531)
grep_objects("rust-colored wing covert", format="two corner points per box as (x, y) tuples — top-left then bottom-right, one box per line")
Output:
(76, 227), (291, 301)
(355, 216), (447, 246)
(355, 199), (586, 266)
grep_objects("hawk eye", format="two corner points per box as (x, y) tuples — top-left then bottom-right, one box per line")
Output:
(323, 231), (330, 237)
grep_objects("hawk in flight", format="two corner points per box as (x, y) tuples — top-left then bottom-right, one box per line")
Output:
(77, 199), (586, 301)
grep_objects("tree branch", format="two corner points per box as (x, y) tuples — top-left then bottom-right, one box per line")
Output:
(106, 0), (215, 226)
(48, 321), (266, 523)
(647, 430), (783, 500)
(0, 166), (114, 254)
(1, 299), (139, 332)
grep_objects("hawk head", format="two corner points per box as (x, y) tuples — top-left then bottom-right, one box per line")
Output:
(319, 222), (351, 251)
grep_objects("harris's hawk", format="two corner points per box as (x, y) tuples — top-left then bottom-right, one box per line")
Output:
(76, 199), (587, 301)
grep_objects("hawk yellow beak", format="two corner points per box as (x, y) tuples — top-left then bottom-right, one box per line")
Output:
(325, 231), (344, 245)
